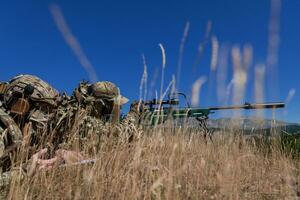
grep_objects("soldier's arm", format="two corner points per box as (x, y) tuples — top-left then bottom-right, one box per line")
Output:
(0, 132), (5, 161)
(0, 82), (8, 103)
(0, 106), (23, 173)
(113, 101), (146, 142)
(0, 85), (8, 160)
(121, 101), (146, 126)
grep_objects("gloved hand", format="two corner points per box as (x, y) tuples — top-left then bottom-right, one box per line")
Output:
(27, 148), (84, 176)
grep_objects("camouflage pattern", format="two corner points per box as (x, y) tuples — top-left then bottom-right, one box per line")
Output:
(5, 74), (59, 107)
(0, 171), (10, 199)
(0, 75), (60, 198)
(51, 81), (114, 151)
(74, 81), (128, 105)
(0, 108), (23, 148)
(0, 104), (22, 196)
(0, 76), (142, 153)
(51, 81), (141, 152)
(90, 81), (129, 104)
(0, 77), (143, 196)
(0, 82), (8, 94)
(0, 108), (23, 169)
(0, 108), (23, 199)
(0, 167), (26, 199)
(4, 74), (60, 147)
(0, 82), (8, 104)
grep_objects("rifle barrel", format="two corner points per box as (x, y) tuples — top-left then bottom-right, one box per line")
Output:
(59, 159), (97, 168)
(208, 102), (285, 111)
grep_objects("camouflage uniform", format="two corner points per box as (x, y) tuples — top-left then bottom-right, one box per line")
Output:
(0, 82), (22, 198)
(0, 80), (23, 170)
(52, 81), (141, 153)
(0, 74), (59, 198)
(0, 76), (143, 198)
(3, 74), (59, 145)
(0, 105), (24, 198)
(0, 171), (10, 199)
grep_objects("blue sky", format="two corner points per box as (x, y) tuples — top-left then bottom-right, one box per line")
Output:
(0, 0), (299, 122)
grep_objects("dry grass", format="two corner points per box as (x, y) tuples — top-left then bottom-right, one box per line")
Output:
(6, 128), (300, 200)
(3, 2), (294, 199)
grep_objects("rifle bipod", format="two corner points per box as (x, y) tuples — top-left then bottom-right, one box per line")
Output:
(196, 116), (213, 143)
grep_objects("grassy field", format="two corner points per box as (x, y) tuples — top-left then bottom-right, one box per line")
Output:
(5, 128), (300, 199)
(3, 3), (295, 198)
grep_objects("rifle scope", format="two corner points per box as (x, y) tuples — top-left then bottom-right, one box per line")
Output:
(144, 98), (179, 106)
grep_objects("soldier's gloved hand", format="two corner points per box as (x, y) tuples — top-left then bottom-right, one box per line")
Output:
(27, 148), (84, 176)
(27, 148), (53, 176)
(55, 149), (84, 165)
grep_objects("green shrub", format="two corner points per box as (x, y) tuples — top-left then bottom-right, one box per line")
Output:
(280, 132), (300, 158)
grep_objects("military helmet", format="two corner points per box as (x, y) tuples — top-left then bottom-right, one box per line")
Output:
(5, 74), (59, 107)
(89, 81), (129, 105)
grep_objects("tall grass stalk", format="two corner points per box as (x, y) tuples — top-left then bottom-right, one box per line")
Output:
(49, 4), (98, 83)
(158, 43), (166, 99)
(176, 22), (190, 90)
(254, 64), (266, 119)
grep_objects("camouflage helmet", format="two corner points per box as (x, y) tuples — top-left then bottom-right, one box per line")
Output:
(89, 81), (129, 105)
(5, 74), (59, 107)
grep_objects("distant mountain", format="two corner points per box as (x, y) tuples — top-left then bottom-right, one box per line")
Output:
(208, 118), (287, 129)
(283, 124), (300, 135)
(207, 118), (300, 135)
(158, 117), (300, 135)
